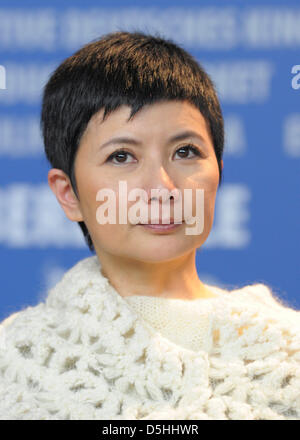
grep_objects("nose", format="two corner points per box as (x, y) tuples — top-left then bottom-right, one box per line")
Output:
(142, 165), (180, 204)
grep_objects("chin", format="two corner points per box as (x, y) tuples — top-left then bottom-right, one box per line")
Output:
(128, 246), (194, 263)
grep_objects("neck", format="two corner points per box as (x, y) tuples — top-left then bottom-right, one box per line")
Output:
(95, 249), (217, 300)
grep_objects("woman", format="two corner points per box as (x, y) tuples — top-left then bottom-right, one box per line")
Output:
(0, 30), (299, 420)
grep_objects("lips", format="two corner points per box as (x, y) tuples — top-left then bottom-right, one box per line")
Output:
(138, 219), (183, 225)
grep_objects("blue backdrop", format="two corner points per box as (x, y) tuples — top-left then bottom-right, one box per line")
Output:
(0, 0), (299, 322)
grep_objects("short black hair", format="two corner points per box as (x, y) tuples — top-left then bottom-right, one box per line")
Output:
(41, 30), (224, 252)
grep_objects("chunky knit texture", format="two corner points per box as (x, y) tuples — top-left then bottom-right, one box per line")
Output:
(0, 255), (299, 420)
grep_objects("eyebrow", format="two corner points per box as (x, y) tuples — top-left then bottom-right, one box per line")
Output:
(98, 130), (208, 151)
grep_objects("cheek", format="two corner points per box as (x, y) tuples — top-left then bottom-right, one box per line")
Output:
(203, 172), (219, 217)
(74, 173), (109, 235)
(80, 170), (118, 211)
(92, 178), (134, 237)
(185, 165), (219, 227)
(186, 164), (219, 200)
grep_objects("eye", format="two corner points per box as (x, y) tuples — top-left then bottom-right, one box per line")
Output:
(106, 149), (135, 165)
(174, 144), (203, 159)
(106, 144), (204, 165)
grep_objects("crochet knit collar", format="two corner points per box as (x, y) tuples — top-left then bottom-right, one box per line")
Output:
(44, 255), (260, 356)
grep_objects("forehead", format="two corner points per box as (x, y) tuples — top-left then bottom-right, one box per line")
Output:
(86, 100), (212, 143)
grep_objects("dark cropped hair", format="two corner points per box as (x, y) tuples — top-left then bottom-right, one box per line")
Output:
(41, 30), (224, 252)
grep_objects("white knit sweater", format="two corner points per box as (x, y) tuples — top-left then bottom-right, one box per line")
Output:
(0, 255), (299, 420)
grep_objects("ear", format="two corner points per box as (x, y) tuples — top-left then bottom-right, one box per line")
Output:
(48, 168), (84, 222)
(221, 159), (223, 170)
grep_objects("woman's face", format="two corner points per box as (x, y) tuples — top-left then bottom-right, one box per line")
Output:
(73, 100), (222, 262)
